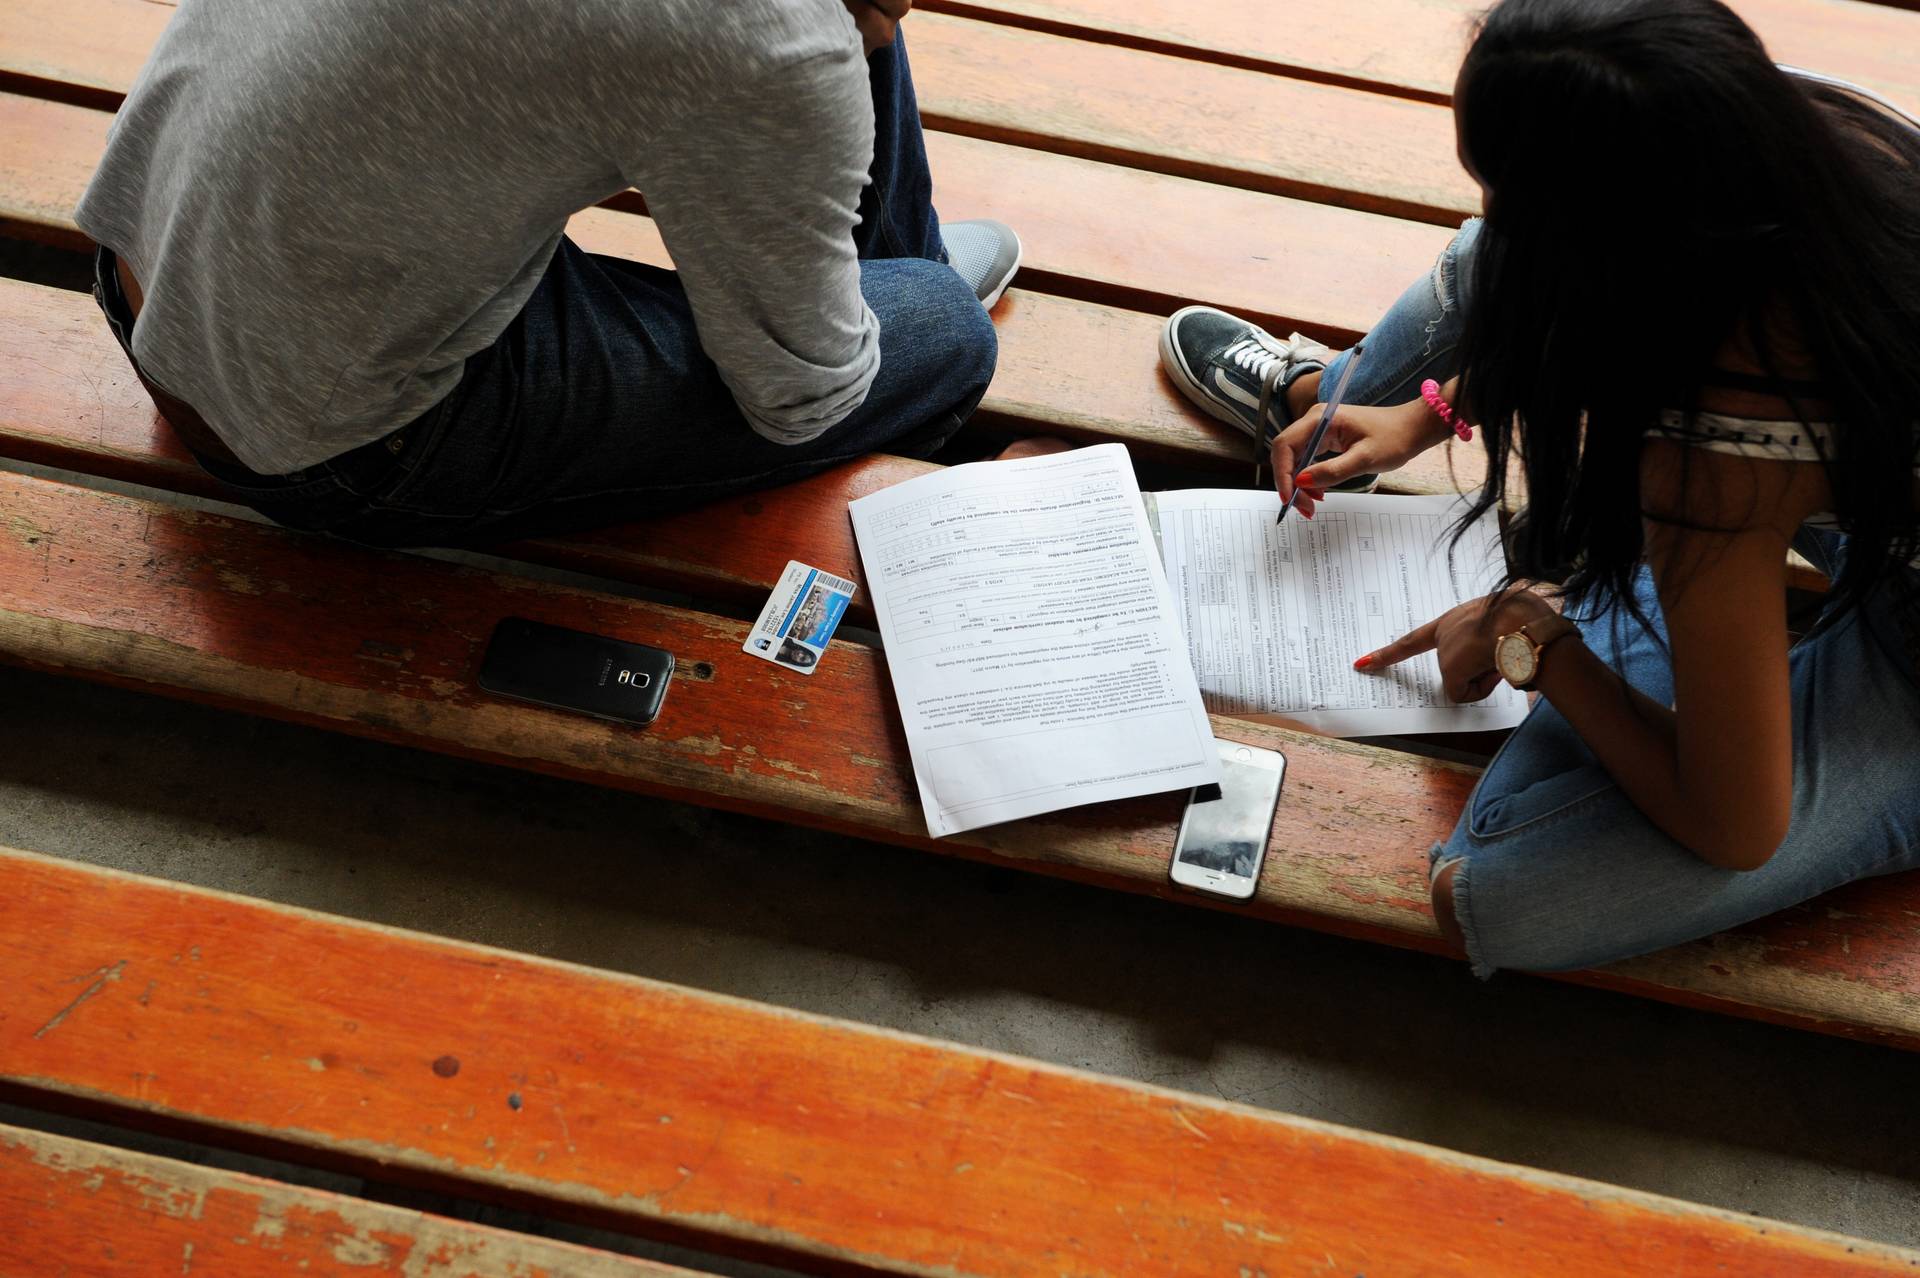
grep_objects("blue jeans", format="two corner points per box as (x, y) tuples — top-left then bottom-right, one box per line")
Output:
(97, 33), (996, 549)
(1315, 218), (1484, 409)
(1341, 219), (1920, 975)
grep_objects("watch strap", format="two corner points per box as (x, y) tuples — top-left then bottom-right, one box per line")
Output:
(1511, 614), (1578, 689)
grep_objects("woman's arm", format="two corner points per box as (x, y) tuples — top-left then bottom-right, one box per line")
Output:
(1362, 441), (1828, 870)
(1565, 439), (1828, 869)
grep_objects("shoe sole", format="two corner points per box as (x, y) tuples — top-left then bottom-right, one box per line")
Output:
(978, 229), (1022, 311)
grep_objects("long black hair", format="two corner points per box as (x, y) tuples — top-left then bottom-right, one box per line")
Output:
(1452, 0), (1920, 649)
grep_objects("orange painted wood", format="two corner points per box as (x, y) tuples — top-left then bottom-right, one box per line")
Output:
(0, 470), (1910, 1048)
(909, 12), (1473, 223)
(0, 239), (1300, 500)
(5, 848), (1919, 1278)
(0, 81), (1457, 348)
(924, 0), (1920, 112)
(0, 274), (902, 617)
(8, 0), (1917, 119)
(0, 95), (1475, 483)
(0, 1125), (693, 1278)
(0, 467), (1472, 950)
(558, 209), (1482, 494)
(13, 274), (1834, 602)
(1, 0), (1478, 222)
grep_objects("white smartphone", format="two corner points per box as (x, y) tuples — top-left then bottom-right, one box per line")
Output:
(1167, 740), (1286, 900)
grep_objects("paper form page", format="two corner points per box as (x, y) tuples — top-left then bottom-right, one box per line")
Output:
(849, 444), (1221, 837)
(1153, 489), (1529, 736)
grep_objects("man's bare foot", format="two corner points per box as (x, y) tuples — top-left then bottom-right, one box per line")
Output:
(995, 437), (1074, 460)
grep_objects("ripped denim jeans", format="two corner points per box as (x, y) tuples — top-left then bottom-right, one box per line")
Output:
(1315, 218), (1480, 408)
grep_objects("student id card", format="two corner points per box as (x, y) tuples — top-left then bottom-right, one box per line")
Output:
(743, 561), (857, 675)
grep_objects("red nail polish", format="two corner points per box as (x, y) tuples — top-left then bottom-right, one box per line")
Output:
(1353, 654), (1374, 670)
(1297, 471), (1317, 487)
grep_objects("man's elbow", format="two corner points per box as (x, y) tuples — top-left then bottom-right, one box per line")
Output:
(736, 373), (874, 447)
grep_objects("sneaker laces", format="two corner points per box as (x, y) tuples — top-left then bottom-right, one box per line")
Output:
(1223, 332), (1293, 381)
(1225, 332), (1302, 447)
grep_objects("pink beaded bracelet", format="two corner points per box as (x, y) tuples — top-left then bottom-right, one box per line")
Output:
(1420, 378), (1474, 442)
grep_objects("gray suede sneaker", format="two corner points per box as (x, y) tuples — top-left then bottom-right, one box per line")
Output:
(943, 219), (1022, 309)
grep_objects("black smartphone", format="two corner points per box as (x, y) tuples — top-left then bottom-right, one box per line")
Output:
(476, 617), (674, 726)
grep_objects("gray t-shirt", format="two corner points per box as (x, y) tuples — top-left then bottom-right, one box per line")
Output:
(76, 0), (881, 474)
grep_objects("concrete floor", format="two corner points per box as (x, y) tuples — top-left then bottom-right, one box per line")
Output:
(4, 658), (1919, 1263)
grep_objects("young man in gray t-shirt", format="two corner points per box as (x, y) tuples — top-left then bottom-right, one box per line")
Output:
(79, 0), (1018, 546)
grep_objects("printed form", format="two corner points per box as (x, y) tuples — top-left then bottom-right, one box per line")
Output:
(850, 445), (1221, 837)
(1152, 489), (1529, 736)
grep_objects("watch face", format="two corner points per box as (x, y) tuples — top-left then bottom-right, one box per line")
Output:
(1495, 633), (1537, 685)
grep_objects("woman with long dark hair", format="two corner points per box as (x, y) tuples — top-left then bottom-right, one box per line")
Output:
(1158, 0), (1920, 974)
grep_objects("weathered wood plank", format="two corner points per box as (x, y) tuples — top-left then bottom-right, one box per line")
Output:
(7, 0), (1912, 225)
(0, 275), (1462, 627)
(4, 847), (1918, 1278)
(919, 0), (1920, 110)
(909, 12), (1474, 223)
(0, 82), (1457, 346)
(0, 0), (1479, 222)
(0, 471), (1910, 1049)
(0, 1124), (694, 1278)
(0, 467), (1470, 948)
(0, 194), (1475, 496)
(556, 209), (1481, 492)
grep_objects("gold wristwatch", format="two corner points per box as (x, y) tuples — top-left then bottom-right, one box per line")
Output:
(1493, 615), (1578, 690)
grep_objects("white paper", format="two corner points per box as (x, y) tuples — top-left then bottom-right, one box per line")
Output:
(1152, 489), (1529, 736)
(850, 445), (1222, 837)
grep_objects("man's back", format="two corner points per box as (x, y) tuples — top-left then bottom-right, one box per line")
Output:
(79, 0), (877, 473)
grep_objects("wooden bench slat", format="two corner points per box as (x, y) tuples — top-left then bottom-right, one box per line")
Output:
(0, 273), (1485, 625)
(0, 1123), (693, 1278)
(1, 268), (1834, 655)
(912, 12), (1473, 223)
(921, 0), (1920, 109)
(5, 846), (1918, 1278)
(0, 85), (1457, 347)
(551, 210), (1486, 494)
(7, 0), (1916, 118)
(0, 0), (1476, 223)
(0, 91), (1482, 478)
(0, 467), (1470, 947)
(9, 1), (1914, 233)
(0, 468), (1912, 1050)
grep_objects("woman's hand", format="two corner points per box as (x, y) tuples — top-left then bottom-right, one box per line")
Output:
(842, 0), (911, 54)
(1271, 397), (1451, 516)
(1358, 588), (1558, 702)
